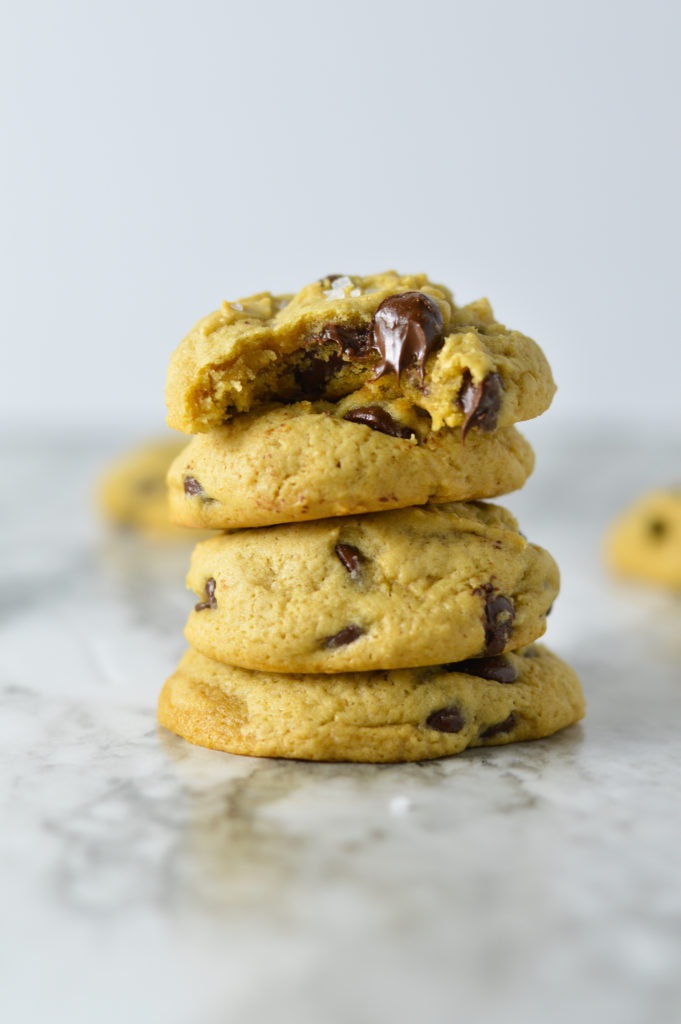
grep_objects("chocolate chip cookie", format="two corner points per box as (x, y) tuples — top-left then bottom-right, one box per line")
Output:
(184, 502), (559, 672)
(606, 488), (681, 587)
(167, 397), (535, 530)
(165, 272), (555, 435)
(158, 644), (585, 762)
(97, 438), (187, 536)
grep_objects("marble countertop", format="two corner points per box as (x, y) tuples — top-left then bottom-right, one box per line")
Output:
(2, 425), (680, 1024)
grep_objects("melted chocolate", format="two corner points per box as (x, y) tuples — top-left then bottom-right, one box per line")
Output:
(370, 292), (444, 382)
(194, 577), (217, 611)
(343, 406), (415, 439)
(475, 585), (515, 656)
(426, 705), (465, 733)
(479, 712), (516, 740)
(335, 543), (363, 579)
(295, 351), (342, 396)
(184, 476), (205, 497)
(324, 624), (365, 649)
(314, 323), (371, 357)
(442, 655), (518, 684)
(457, 370), (503, 441)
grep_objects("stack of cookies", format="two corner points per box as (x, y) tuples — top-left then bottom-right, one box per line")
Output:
(158, 273), (584, 762)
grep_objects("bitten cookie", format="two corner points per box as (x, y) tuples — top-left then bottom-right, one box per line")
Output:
(606, 488), (681, 587)
(158, 645), (585, 762)
(167, 397), (535, 530)
(184, 502), (559, 673)
(165, 272), (555, 435)
(97, 438), (187, 536)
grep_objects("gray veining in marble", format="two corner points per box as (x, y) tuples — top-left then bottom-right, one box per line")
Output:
(1, 426), (680, 1024)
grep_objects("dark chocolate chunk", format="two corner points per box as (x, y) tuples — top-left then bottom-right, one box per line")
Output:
(479, 712), (516, 740)
(183, 475), (215, 504)
(184, 476), (205, 497)
(319, 274), (344, 284)
(324, 624), (365, 649)
(194, 577), (217, 611)
(370, 291), (444, 382)
(456, 370), (503, 441)
(441, 655), (518, 684)
(295, 351), (342, 396)
(343, 406), (415, 439)
(648, 518), (668, 540)
(313, 323), (371, 357)
(335, 543), (363, 579)
(426, 705), (465, 733)
(474, 585), (515, 656)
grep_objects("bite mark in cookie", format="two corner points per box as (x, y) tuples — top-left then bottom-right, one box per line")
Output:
(165, 272), (556, 435)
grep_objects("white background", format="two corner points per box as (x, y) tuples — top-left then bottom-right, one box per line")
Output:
(2, 0), (680, 432)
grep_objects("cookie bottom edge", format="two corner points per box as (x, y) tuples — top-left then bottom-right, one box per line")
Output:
(157, 645), (585, 763)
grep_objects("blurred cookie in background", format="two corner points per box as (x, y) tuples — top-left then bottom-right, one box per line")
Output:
(97, 437), (197, 539)
(606, 488), (681, 587)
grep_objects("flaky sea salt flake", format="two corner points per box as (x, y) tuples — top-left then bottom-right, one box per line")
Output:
(323, 275), (354, 300)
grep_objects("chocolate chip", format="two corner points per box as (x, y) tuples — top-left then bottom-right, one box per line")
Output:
(335, 543), (363, 579)
(456, 370), (503, 441)
(194, 577), (217, 611)
(319, 274), (344, 284)
(313, 323), (371, 357)
(324, 624), (364, 649)
(184, 476), (205, 497)
(295, 351), (342, 396)
(442, 655), (518, 684)
(426, 705), (465, 733)
(474, 585), (515, 656)
(479, 712), (516, 740)
(522, 647), (538, 658)
(343, 406), (415, 439)
(648, 518), (668, 540)
(370, 291), (444, 382)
